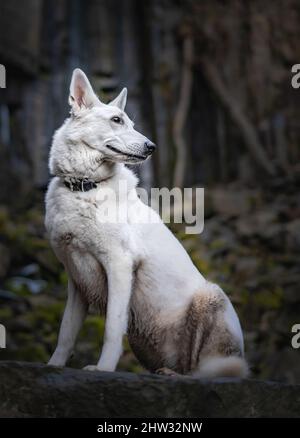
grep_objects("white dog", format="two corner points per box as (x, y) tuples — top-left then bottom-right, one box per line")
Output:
(45, 68), (248, 378)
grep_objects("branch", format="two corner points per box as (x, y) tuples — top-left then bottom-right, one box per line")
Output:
(201, 58), (276, 176)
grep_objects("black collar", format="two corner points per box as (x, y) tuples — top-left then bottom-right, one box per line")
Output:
(64, 178), (98, 192)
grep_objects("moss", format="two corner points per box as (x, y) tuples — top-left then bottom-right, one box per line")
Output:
(16, 343), (49, 362)
(0, 307), (13, 321)
(79, 315), (105, 346)
(253, 287), (283, 310)
(190, 251), (211, 276)
(210, 239), (226, 250)
(26, 302), (65, 327)
(43, 332), (58, 347)
(129, 364), (144, 373)
(59, 271), (68, 288)
(174, 229), (195, 241)
(240, 289), (251, 305)
(123, 335), (131, 353)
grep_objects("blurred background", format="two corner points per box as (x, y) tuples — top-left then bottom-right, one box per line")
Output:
(0, 0), (299, 383)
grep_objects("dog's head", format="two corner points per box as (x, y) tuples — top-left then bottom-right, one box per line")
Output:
(67, 68), (156, 164)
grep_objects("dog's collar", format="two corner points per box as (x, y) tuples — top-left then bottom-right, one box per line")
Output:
(64, 177), (99, 192)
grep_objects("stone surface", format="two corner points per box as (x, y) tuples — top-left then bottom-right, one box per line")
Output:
(0, 361), (300, 418)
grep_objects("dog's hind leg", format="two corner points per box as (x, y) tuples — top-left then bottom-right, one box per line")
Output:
(179, 283), (248, 378)
(48, 278), (87, 367)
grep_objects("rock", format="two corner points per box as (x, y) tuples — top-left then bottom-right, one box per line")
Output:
(266, 349), (300, 385)
(234, 257), (259, 277)
(209, 188), (257, 217)
(235, 209), (282, 245)
(0, 289), (19, 301)
(17, 264), (40, 277)
(0, 361), (300, 418)
(6, 277), (47, 295)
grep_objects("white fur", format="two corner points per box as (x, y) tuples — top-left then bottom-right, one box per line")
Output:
(46, 69), (247, 376)
(194, 356), (249, 379)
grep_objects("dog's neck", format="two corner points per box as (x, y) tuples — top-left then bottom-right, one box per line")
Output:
(61, 160), (116, 190)
(58, 161), (138, 193)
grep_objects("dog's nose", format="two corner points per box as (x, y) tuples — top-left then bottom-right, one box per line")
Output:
(145, 141), (156, 154)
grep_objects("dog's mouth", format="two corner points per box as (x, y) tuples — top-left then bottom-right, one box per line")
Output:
(106, 144), (147, 161)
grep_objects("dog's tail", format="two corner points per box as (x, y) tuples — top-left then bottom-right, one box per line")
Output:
(193, 355), (249, 379)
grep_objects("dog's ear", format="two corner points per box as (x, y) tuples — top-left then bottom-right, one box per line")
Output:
(69, 68), (100, 111)
(109, 88), (127, 111)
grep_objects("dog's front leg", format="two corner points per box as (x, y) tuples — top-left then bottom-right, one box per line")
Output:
(48, 278), (87, 367)
(85, 256), (133, 372)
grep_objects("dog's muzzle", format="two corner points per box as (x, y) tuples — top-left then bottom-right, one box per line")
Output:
(144, 141), (156, 155)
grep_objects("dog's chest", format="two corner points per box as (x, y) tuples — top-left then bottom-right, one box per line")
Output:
(73, 187), (138, 225)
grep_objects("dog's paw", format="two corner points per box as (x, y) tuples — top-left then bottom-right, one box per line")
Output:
(155, 367), (179, 377)
(47, 362), (64, 368)
(83, 365), (101, 372)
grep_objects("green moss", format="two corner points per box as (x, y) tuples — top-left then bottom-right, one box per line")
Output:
(0, 307), (13, 321)
(175, 230), (195, 241)
(80, 315), (105, 345)
(26, 302), (65, 327)
(240, 289), (250, 305)
(210, 239), (225, 250)
(130, 364), (144, 373)
(190, 251), (211, 276)
(123, 336), (131, 353)
(16, 343), (49, 362)
(254, 287), (283, 310)
(59, 271), (68, 288)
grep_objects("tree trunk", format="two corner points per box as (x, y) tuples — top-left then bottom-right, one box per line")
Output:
(201, 57), (276, 176)
(173, 36), (194, 188)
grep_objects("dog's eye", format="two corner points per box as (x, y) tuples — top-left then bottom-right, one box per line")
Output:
(111, 116), (123, 124)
